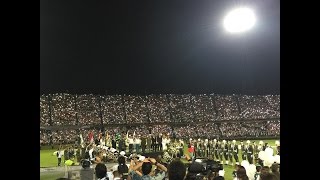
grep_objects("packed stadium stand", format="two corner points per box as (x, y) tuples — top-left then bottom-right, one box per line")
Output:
(40, 93), (280, 145)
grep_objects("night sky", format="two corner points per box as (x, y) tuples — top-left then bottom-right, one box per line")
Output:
(40, 0), (279, 95)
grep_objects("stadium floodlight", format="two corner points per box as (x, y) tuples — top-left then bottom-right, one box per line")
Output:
(223, 7), (256, 33)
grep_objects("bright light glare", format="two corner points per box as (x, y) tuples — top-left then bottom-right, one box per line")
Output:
(224, 7), (256, 33)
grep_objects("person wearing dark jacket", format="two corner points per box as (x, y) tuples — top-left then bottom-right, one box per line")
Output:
(146, 134), (152, 153)
(168, 159), (186, 180)
(79, 159), (94, 180)
(228, 141), (233, 166)
(241, 141), (247, 161)
(214, 140), (219, 161)
(141, 135), (147, 153)
(222, 140), (229, 165)
(152, 135), (156, 152)
(157, 134), (163, 151)
(95, 163), (109, 180)
(119, 135), (125, 152)
(218, 142), (224, 163)
(112, 135), (117, 149)
(271, 163), (280, 180)
(232, 140), (239, 163)
(247, 142), (254, 164)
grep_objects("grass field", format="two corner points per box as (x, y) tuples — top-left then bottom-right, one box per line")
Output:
(40, 139), (278, 180)
(41, 149), (61, 168)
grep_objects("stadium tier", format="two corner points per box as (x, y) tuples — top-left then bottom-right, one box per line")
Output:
(40, 94), (279, 145)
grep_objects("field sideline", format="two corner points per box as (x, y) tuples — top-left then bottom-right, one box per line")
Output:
(40, 139), (279, 180)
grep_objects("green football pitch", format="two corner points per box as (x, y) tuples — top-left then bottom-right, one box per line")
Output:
(40, 139), (278, 180)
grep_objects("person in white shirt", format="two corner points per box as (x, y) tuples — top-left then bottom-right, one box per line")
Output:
(88, 146), (94, 160)
(57, 147), (63, 166)
(162, 136), (167, 151)
(100, 137), (105, 146)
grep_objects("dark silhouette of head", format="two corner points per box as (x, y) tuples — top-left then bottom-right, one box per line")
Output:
(95, 163), (107, 179)
(142, 162), (153, 175)
(271, 163), (279, 173)
(261, 166), (270, 175)
(260, 172), (278, 180)
(118, 156), (126, 165)
(117, 156), (128, 179)
(168, 159), (186, 180)
(237, 166), (248, 180)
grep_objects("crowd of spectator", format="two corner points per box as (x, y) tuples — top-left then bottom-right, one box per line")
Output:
(51, 129), (78, 144)
(219, 120), (280, 138)
(150, 125), (172, 135)
(76, 94), (101, 126)
(40, 95), (51, 126)
(215, 95), (241, 121)
(120, 125), (172, 137)
(103, 126), (124, 135)
(123, 95), (149, 124)
(101, 95), (126, 124)
(238, 95), (279, 119)
(51, 93), (77, 126)
(41, 94), (279, 126)
(80, 128), (101, 141)
(264, 95), (280, 111)
(168, 94), (195, 123)
(191, 94), (216, 122)
(41, 120), (280, 145)
(40, 93), (280, 144)
(173, 123), (221, 139)
(147, 95), (171, 123)
(40, 130), (51, 145)
(126, 125), (150, 137)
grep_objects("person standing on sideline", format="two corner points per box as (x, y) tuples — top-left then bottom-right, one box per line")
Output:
(241, 141), (247, 161)
(247, 141), (254, 164)
(157, 134), (163, 152)
(141, 135), (147, 154)
(188, 140), (195, 160)
(88, 131), (94, 144)
(232, 140), (239, 164)
(152, 135), (156, 152)
(146, 134), (152, 153)
(57, 147), (63, 166)
(228, 141), (234, 166)
(222, 140), (229, 165)
(214, 139), (219, 161)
